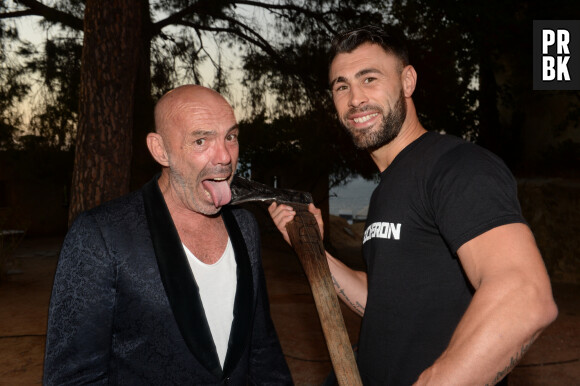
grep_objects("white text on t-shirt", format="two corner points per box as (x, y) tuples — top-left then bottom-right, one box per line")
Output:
(363, 222), (402, 243)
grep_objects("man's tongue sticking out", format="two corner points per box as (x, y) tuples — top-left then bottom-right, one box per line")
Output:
(202, 179), (232, 208)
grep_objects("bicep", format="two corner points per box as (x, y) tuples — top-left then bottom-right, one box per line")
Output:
(457, 223), (550, 290)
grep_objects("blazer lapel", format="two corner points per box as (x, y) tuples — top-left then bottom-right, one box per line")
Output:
(142, 176), (222, 378)
(221, 206), (254, 377)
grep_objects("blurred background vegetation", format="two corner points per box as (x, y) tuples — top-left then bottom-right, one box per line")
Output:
(0, 0), (579, 232)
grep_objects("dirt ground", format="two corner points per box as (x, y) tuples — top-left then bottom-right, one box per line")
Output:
(0, 216), (579, 385)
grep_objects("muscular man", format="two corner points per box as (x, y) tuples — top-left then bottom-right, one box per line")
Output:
(44, 85), (292, 385)
(269, 26), (557, 385)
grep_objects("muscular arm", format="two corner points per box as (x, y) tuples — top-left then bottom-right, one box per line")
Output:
(268, 202), (368, 316)
(414, 223), (558, 385)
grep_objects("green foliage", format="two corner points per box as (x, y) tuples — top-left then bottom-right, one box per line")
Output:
(0, 17), (30, 149)
(237, 1), (394, 183)
(391, 0), (580, 162)
(1, 0), (82, 150)
(1, 0), (394, 183)
(28, 37), (82, 149)
(238, 109), (376, 189)
(388, 0), (485, 139)
(2, 0), (578, 180)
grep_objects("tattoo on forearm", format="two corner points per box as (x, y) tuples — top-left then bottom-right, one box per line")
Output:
(486, 334), (538, 386)
(332, 275), (365, 316)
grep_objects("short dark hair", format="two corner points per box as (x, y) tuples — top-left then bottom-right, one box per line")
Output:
(329, 25), (410, 68)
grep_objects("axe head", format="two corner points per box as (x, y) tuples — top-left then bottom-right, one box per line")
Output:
(229, 176), (313, 206)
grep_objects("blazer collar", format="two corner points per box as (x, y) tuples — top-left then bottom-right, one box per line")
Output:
(142, 175), (253, 380)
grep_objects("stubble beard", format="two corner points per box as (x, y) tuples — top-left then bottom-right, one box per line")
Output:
(342, 89), (407, 152)
(167, 162), (225, 216)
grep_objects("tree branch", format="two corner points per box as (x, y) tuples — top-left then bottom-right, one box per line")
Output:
(15, 0), (83, 31)
(0, 9), (36, 19)
(217, 14), (278, 57)
(231, 0), (336, 34)
(177, 20), (283, 64)
(152, 0), (338, 69)
(151, 0), (217, 36)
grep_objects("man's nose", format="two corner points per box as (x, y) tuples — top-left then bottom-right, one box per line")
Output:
(213, 140), (233, 165)
(348, 85), (368, 107)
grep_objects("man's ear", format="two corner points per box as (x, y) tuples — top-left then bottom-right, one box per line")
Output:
(401, 65), (417, 98)
(146, 132), (169, 167)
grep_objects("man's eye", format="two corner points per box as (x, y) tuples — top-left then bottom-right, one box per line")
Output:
(334, 85), (347, 92)
(226, 133), (238, 142)
(195, 138), (206, 146)
(364, 77), (376, 84)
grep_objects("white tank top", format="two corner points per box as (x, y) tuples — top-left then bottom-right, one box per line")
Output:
(182, 239), (237, 368)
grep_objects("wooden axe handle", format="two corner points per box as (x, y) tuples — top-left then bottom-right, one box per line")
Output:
(285, 205), (362, 386)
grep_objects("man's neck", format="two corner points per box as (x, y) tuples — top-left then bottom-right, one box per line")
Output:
(370, 114), (426, 173)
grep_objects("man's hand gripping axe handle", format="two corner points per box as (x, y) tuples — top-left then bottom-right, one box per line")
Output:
(230, 176), (362, 386)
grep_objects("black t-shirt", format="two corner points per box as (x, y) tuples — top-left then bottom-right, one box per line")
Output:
(358, 131), (525, 385)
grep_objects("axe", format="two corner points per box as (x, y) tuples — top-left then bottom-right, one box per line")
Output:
(230, 176), (362, 386)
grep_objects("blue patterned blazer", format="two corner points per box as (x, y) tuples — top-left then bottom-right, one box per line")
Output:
(43, 176), (292, 385)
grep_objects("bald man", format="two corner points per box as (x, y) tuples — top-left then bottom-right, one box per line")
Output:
(44, 85), (292, 385)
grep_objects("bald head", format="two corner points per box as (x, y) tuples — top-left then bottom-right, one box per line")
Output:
(150, 84), (238, 159)
(154, 85), (234, 138)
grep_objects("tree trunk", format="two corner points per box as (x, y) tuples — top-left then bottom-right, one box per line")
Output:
(68, 0), (145, 225)
(130, 7), (158, 191)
